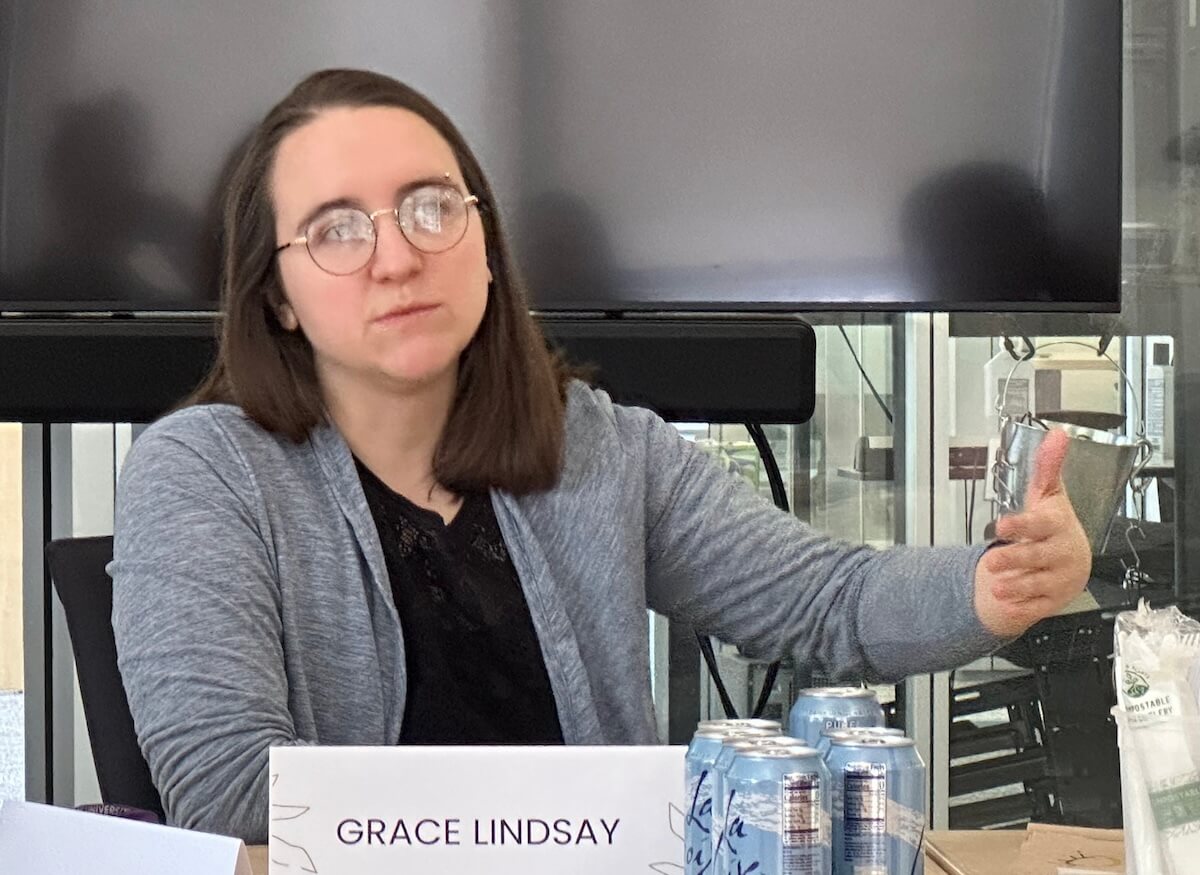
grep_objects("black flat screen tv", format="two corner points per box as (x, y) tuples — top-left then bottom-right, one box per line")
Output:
(0, 0), (1120, 314)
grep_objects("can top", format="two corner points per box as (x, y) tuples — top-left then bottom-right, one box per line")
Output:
(722, 736), (805, 751)
(736, 745), (821, 760)
(697, 718), (782, 730)
(693, 725), (778, 740)
(796, 686), (876, 699)
(829, 735), (915, 749)
(819, 726), (904, 740)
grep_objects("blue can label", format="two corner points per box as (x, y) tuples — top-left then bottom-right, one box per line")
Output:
(722, 771), (825, 874)
(782, 773), (822, 873)
(844, 762), (887, 868)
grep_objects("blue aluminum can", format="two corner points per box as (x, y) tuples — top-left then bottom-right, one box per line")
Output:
(827, 735), (925, 875)
(788, 687), (885, 746)
(686, 725), (779, 874)
(712, 735), (807, 852)
(815, 725), (905, 756)
(719, 745), (831, 875)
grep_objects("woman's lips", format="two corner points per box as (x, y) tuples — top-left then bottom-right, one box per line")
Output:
(372, 303), (440, 325)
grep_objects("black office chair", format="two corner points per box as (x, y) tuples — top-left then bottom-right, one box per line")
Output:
(45, 535), (165, 819)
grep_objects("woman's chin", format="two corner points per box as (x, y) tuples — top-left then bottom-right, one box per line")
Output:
(376, 355), (459, 390)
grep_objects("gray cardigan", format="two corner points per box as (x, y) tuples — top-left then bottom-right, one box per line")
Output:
(110, 382), (999, 842)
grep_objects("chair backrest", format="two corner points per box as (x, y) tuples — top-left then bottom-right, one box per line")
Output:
(45, 535), (164, 819)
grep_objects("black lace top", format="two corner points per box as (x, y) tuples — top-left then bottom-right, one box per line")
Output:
(356, 460), (564, 744)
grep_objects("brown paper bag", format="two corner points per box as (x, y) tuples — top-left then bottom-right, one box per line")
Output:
(1013, 824), (1124, 875)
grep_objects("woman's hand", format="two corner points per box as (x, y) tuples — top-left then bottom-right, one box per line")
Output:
(973, 429), (1092, 638)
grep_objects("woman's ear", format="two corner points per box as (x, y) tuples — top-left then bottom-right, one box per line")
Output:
(277, 302), (299, 331)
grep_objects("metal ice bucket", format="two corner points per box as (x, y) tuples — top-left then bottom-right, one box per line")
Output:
(992, 341), (1153, 552)
(995, 418), (1152, 551)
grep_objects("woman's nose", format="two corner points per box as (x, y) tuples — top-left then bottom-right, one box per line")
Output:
(368, 212), (422, 281)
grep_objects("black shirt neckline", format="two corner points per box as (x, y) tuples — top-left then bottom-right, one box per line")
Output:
(354, 457), (480, 533)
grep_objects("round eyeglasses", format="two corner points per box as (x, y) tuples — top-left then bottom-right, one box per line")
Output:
(275, 182), (481, 276)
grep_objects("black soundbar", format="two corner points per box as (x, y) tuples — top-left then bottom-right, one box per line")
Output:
(539, 315), (815, 424)
(0, 315), (816, 424)
(0, 319), (218, 423)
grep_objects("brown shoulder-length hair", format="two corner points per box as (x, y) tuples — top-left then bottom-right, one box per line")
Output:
(189, 68), (573, 494)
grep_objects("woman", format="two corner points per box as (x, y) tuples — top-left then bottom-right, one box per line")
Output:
(110, 68), (1090, 843)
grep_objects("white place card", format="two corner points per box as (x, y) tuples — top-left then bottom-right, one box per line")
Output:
(269, 745), (686, 875)
(0, 799), (251, 875)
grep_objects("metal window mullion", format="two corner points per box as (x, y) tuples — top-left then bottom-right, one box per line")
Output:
(929, 314), (954, 831)
(899, 313), (936, 824)
(48, 424), (75, 806)
(20, 425), (46, 803)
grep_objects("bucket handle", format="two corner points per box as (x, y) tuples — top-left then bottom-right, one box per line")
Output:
(995, 340), (1148, 440)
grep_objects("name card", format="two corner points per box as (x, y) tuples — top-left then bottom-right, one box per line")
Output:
(269, 745), (686, 874)
(0, 799), (251, 875)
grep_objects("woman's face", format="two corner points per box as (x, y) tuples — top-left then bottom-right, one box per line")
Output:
(271, 106), (490, 395)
